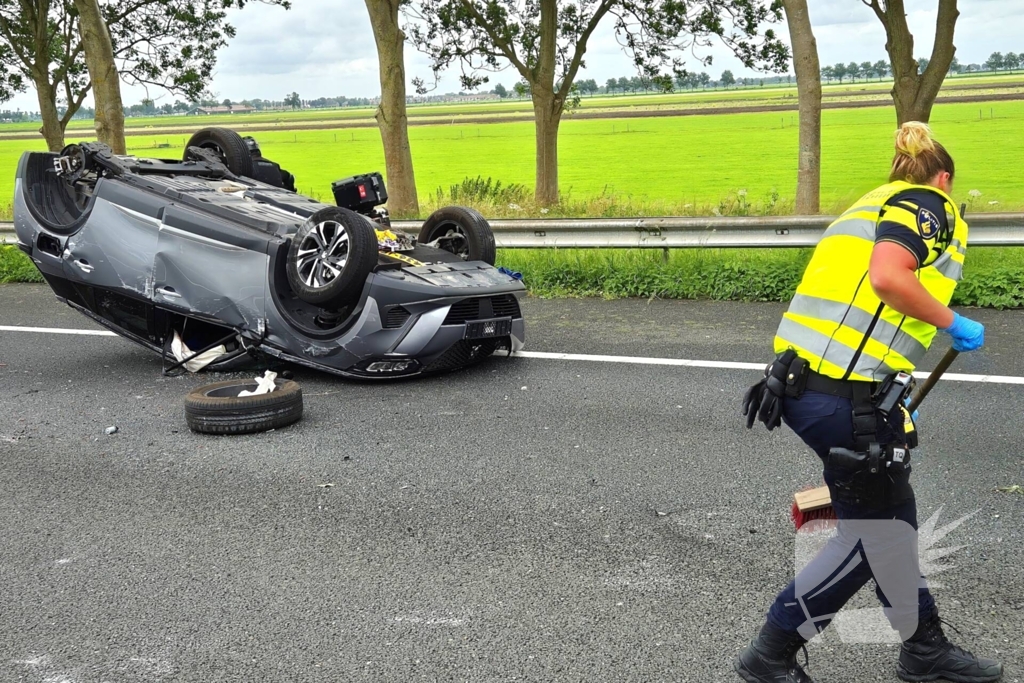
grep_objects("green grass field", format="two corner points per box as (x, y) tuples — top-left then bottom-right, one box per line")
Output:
(2, 98), (1022, 218)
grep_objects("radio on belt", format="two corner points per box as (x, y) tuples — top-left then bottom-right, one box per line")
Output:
(874, 371), (915, 416)
(331, 172), (388, 212)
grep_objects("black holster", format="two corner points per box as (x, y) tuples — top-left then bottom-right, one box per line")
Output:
(825, 443), (914, 509)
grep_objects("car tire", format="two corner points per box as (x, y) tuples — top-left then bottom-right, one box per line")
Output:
(183, 127), (255, 178)
(418, 206), (496, 265)
(184, 379), (303, 435)
(286, 206), (379, 309)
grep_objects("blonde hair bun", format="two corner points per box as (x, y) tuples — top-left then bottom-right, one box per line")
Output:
(895, 121), (935, 159)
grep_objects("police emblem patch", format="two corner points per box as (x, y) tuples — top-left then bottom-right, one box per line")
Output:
(917, 207), (940, 239)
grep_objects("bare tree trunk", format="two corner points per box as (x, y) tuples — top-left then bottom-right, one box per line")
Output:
(74, 0), (125, 154)
(364, 0), (419, 218)
(867, 0), (959, 124)
(531, 87), (562, 207)
(530, 0), (561, 206)
(34, 78), (66, 151)
(782, 0), (821, 214)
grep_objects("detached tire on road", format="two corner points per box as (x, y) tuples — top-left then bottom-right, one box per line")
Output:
(418, 206), (496, 265)
(184, 379), (303, 435)
(286, 206), (379, 310)
(183, 127), (255, 178)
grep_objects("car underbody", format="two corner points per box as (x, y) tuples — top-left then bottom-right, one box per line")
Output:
(13, 131), (526, 379)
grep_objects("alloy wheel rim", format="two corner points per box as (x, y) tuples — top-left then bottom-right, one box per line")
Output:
(296, 220), (350, 288)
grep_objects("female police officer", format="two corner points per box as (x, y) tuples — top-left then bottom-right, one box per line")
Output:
(735, 122), (1002, 683)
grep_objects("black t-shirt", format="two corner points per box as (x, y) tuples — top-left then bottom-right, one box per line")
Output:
(875, 189), (951, 268)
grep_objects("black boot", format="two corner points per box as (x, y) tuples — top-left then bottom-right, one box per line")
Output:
(735, 621), (814, 683)
(897, 611), (1003, 682)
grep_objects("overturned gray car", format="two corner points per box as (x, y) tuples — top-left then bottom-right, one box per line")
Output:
(13, 127), (526, 378)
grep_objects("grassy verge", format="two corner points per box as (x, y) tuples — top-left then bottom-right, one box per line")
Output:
(5, 242), (1022, 309)
(494, 247), (1024, 309)
(0, 246), (43, 284)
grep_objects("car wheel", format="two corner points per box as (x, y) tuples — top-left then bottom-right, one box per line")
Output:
(286, 206), (379, 309)
(418, 206), (496, 265)
(183, 127), (255, 178)
(184, 379), (303, 435)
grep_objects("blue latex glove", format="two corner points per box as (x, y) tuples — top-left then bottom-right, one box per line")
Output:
(940, 312), (985, 352)
(903, 396), (919, 424)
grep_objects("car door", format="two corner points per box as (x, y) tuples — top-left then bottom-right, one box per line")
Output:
(153, 205), (269, 332)
(62, 198), (160, 298)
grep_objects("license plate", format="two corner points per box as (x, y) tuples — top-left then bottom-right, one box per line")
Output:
(465, 317), (512, 339)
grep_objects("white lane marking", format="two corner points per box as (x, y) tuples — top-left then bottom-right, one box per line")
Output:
(511, 350), (1024, 386)
(0, 325), (116, 336)
(514, 350), (764, 371)
(2, 325), (1023, 386)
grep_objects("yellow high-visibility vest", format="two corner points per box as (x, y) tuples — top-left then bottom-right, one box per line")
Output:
(774, 181), (968, 381)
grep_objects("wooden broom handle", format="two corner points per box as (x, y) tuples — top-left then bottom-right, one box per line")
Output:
(907, 347), (959, 413)
(906, 207), (970, 411)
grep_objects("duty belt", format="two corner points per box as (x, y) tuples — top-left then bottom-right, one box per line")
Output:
(803, 371), (879, 398)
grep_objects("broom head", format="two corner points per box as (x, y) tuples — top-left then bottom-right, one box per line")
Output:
(792, 485), (837, 530)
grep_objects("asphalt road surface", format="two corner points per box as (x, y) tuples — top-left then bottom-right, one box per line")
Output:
(2, 284), (1022, 683)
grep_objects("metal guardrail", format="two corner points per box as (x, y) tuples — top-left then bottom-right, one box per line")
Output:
(5, 213), (1024, 248)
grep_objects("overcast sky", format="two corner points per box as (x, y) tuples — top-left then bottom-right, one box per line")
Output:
(5, 0), (1023, 111)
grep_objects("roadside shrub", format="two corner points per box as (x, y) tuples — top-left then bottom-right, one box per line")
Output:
(953, 267), (1024, 309)
(435, 176), (530, 206)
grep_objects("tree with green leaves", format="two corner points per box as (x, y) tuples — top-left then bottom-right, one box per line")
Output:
(862, 0), (959, 124)
(873, 59), (889, 80)
(493, 82), (508, 97)
(404, 0), (788, 206)
(847, 61), (861, 81)
(820, 65), (833, 83)
(284, 92), (301, 109)
(860, 60), (873, 79)
(985, 52), (1003, 72)
(832, 62), (847, 83)
(0, 0), (289, 151)
(720, 70), (736, 87)
(1005, 52), (1020, 72)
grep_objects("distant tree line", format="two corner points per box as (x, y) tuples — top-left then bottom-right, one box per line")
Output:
(481, 49), (1024, 98)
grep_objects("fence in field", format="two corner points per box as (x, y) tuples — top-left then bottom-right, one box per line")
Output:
(4, 213), (1024, 248)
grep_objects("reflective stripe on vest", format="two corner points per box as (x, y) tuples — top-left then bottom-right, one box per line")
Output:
(774, 181), (969, 381)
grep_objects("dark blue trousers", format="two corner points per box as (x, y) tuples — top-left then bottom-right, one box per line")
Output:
(766, 390), (937, 636)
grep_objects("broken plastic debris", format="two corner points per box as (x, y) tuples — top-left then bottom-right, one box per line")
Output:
(105, 426), (118, 435)
(237, 370), (278, 397)
(171, 330), (228, 373)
